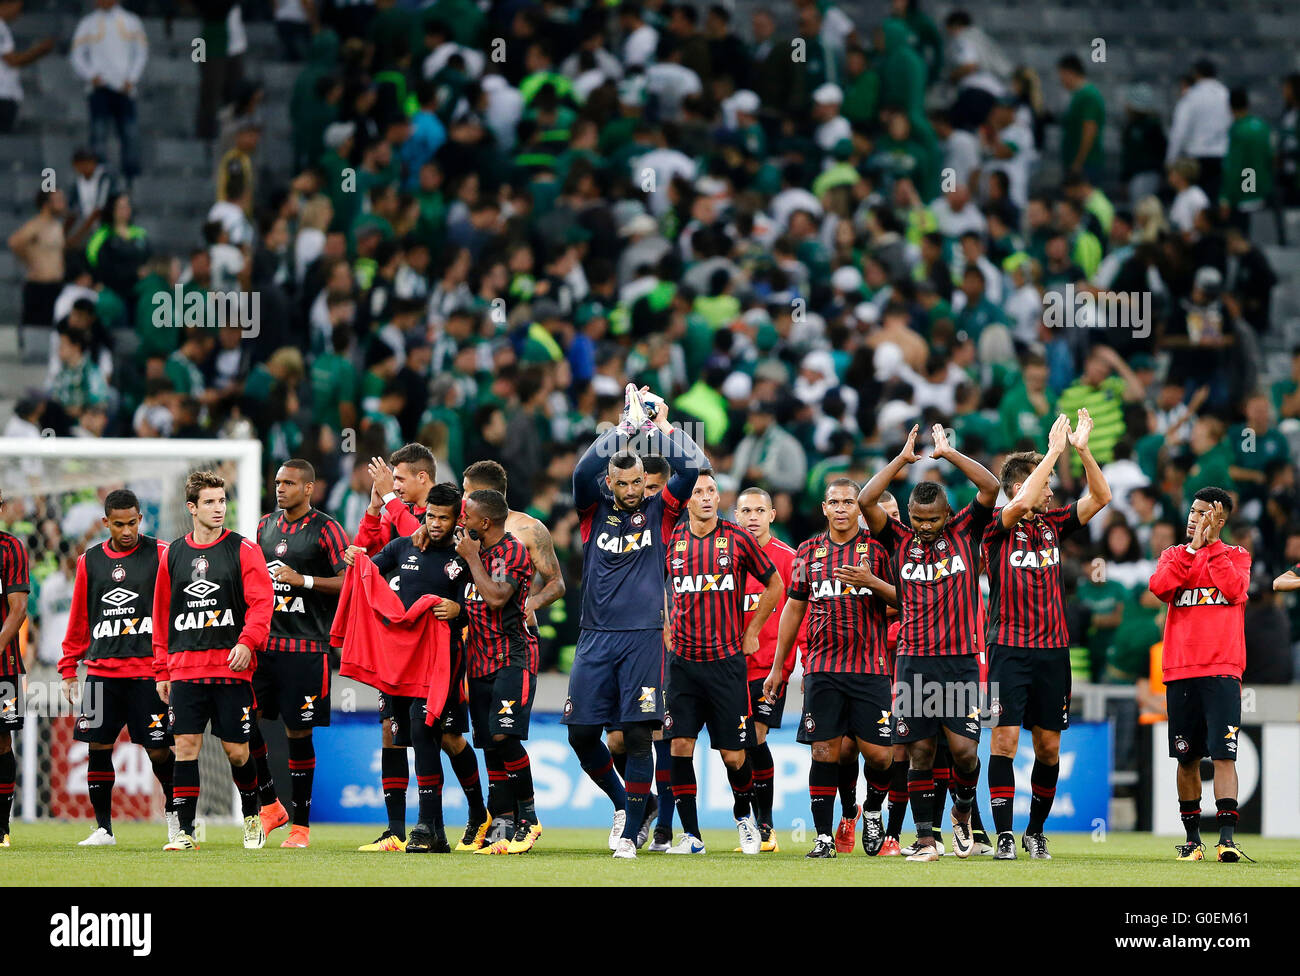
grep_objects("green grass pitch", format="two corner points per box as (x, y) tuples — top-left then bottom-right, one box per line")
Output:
(5, 823), (1298, 885)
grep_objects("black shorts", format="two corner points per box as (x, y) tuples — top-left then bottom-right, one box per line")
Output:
(441, 665), (470, 739)
(378, 692), (421, 748)
(0, 676), (24, 731)
(168, 681), (255, 743)
(75, 675), (172, 748)
(0, 675), (23, 727)
(663, 654), (751, 751)
(891, 654), (983, 744)
(468, 666), (535, 747)
(252, 650), (331, 730)
(1166, 676), (1242, 762)
(987, 645), (1071, 732)
(798, 671), (894, 746)
(749, 677), (789, 730)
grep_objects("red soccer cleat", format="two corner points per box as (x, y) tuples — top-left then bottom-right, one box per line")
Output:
(834, 804), (860, 853)
(260, 799), (289, 837)
(879, 836), (903, 856)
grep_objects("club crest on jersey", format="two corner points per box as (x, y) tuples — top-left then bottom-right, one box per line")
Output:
(663, 712), (674, 731)
(803, 714), (815, 734)
(900, 554), (968, 581)
(1174, 587), (1229, 606)
(1043, 529), (1054, 542)
(193, 556), (209, 576)
(896, 720), (910, 737)
(672, 573), (736, 593)
(111, 564), (126, 583)
(563, 697), (574, 718)
(1009, 547), (1060, 569)
(445, 560), (463, 580)
(631, 512), (646, 529)
(1174, 735), (1189, 754)
(275, 539), (288, 557)
(936, 540), (947, 551)
(717, 555), (729, 567)
(989, 698), (1003, 716)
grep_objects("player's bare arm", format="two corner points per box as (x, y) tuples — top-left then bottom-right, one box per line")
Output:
(744, 572), (782, 657)
(431, 599), (461, 621)
(272, 562), (346, 596)
(521, 517), (565, 618)
(931, 423), (1000, 505)
(1069, 408), (1113, 525)
(1273, 569), (1300, 591)
(766, 596), (808, 700)
(1001, 414), (1071, 529)
(859, 424), (920, 534)
(832, 562), (899, 607)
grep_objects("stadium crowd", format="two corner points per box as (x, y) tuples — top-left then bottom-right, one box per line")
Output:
(3, 0), (1300, 692)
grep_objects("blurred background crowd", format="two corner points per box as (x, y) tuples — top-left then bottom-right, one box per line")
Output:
(2, 0), (1300, 689)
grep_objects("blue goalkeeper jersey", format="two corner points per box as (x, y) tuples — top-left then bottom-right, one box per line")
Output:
(573, 427), (704, 632)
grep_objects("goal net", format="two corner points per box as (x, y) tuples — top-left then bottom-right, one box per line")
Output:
(0, 437), (262, 830)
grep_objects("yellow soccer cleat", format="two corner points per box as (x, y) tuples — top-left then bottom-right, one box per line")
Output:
(506, 820), (543, 854)
(0, 832), (10, 848)
(1175, 842), (1205, 861)
(358, 831), (407, 852)
(455, 814), (492, 852)
(1216, 842), (1253, 862)
(475, 837), (512, 855)
(163, 833), (199, 851)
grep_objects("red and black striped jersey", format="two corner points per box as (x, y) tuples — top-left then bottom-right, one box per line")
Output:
(0, 530), (30, 677)
(983, 504), (1082, 650)
(462, 532), (535, 677)
(788, 529), (894, 675)
(667, 518), (776, 662)
(876, 501), (994, 657)
(258, 508), (351, 653)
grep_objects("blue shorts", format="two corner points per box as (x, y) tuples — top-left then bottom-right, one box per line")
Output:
(563, 629), (666, 727)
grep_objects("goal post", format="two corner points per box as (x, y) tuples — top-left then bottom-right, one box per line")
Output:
(0, 436), (263, 828)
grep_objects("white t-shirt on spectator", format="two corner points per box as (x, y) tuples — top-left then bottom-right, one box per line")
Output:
(943, 128), (981, 188)
(0, 22), (23, 101)
(770, 188), (824, 228)
(631, 147), (696, 215)
(623, 24), (658, 68)
(424, 43), (486, 80)
(210, 242), (244, 292)
(932, 197), (987, 240)
(207, 200), (253, 246)
(1169, 184), (1210, 233)
(950, 30), (1006, 96)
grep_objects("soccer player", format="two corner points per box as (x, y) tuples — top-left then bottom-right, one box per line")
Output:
(0, 493), (29, 848)
(769, 479), (897, 858)
(354, 443), (486, 851)
(345, 483), (469, 853)
(59, 489), (177, 846)
(252, 460), (350, 848)
(457, 489), (542, 855)
(984, 411), (1111, 859)
(858, 424), (999, 862)
(458, 459), (566, 845)
(153, 471), (275, 851)
(736, 486), (803, 851)
(664, 474), (782, 855)
(1150, 488), (1252, 863)
(641, 454), (679, 851)
(565, 395), (705, 858)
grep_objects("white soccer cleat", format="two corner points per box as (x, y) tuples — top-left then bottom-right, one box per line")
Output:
(243, 814), (266, 850)
(78, 826), (116, 847)
(951, 811), (974, 859)
(736, 815), (761, 855)
(665, 833), (706, 854)
(163, 833), (198, 851)
(165, 812), (181, 845)
(647, 834), (672, 853)
(608, 809), (627, 851)
(612, 837), (637, 859)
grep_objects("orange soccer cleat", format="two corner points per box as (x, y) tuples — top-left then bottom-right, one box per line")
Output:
(280, 825), (310, 848)
(260, 799), (289, 837)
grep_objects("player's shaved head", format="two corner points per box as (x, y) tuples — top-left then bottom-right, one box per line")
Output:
(464, 459), (507, 495)
(466, 488), (509, 527)
(738, 485), (772, 507)
(641, 454), (670, 496)
(736, 486), (774, 541)
(823, 479), (858, 536)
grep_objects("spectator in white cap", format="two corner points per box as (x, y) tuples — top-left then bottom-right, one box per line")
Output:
(813, 83), (852, 153)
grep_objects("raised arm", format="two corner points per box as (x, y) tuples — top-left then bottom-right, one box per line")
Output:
(859, 424), (921, 535)
(574, 426), (624, 512)
(931, 423), (999, 506)
(1070, 408), (1113, 524)
(1002, 414), (1069, 528)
